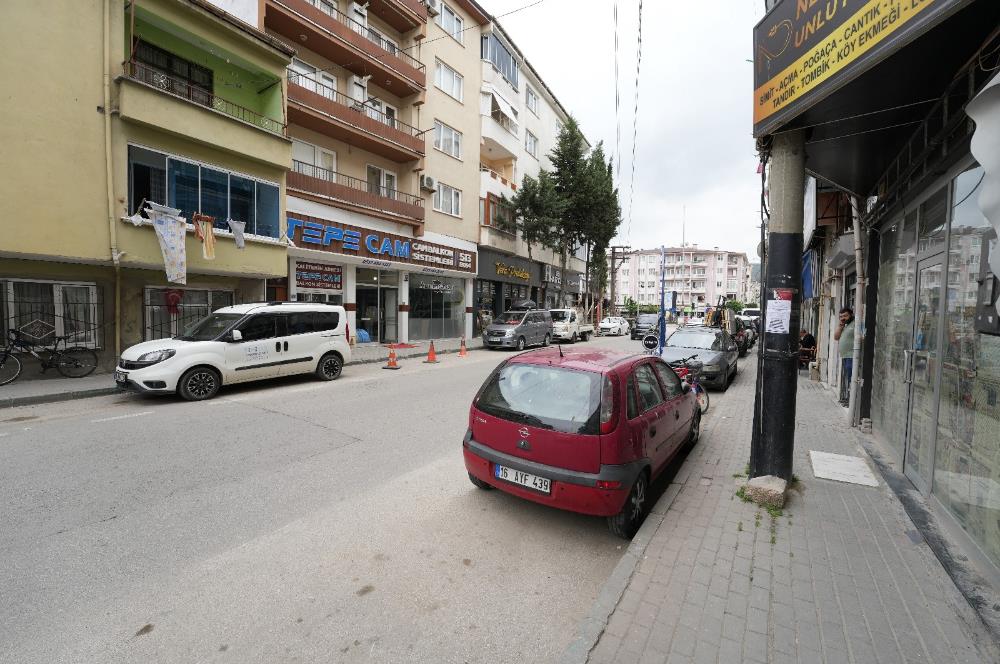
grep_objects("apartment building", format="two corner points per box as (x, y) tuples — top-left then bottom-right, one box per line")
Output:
(473, 22), (589, 329)
(1, 0), (294, 367)
(612, 245), (752, 313)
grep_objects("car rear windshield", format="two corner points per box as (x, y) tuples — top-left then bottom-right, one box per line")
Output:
(637, 314), (659, 324)
(494, 311), (525, 324)
(550, 311), (569, 322)
(742, 309), (761, 317)
(666, 330), (720, 350)
(177, 313), (244, 341)
(476, 363), (603, 435)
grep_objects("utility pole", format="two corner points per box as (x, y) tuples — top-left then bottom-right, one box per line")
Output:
(750, 129), (805, 482)
(608, 245), (632, 316)
(658, 245), (667, 352)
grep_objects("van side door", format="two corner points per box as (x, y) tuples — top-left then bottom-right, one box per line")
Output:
(224, 313), (285, 383)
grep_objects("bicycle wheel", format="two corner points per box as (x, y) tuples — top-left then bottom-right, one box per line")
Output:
(0, 353), (22, 386)
(56, 347), (99, 378)
(695, 385), (710, 414)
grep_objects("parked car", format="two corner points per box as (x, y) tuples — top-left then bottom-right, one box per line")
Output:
(549, 308), (594, 343)
(631, 313), (662, 340)
(483, 309), (553, 351)
(658, 327), (739, 390)
(598, 317), (629, 336)
(115, 302), (351, 401)
(463, 347), (700, 538)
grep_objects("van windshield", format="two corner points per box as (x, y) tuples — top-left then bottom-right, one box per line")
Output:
(550, 311), (569, 322)
(476, 364), (602, 435)
(637, 314), (659, 325)
(177, 313), (244, 341)
(494, 311), (525, 324)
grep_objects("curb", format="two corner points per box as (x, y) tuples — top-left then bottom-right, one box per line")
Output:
(1, 387), (120, 410)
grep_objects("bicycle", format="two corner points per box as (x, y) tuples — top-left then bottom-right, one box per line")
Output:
(0, 329), (99, 385)
(667, 354), (710, 415)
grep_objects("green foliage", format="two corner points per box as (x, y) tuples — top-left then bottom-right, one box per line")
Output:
(623, 296), (638, 317)
(509, 170), (564, 260)
(725, 300), (745, 313)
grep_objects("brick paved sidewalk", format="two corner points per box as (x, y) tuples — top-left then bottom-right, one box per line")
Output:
(564, 360), (998, 664)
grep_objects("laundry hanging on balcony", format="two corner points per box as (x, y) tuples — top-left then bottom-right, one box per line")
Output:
(146, 202), (187, 285)
(193, 213), (216, 260)
(227, 219), (246, 249)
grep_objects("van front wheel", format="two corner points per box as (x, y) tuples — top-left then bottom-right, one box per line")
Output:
(178, 367), (220, 401)
(316, 353), (343, 381)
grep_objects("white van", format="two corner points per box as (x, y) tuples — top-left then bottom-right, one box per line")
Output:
(115, 302), (351, 400)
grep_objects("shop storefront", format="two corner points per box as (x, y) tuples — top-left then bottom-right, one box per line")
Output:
(475, 249), (541, 335)
(286, 214), (477, 343)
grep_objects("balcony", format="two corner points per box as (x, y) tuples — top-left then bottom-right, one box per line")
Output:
(367, 0), (428, 33)
(119, 61), (290, 169)
(266, 0), (425, 96)
(287, 76), (424, 162)
(480, 164), (518, 199)
(288, 160), (424, 225)
(481, 112), (520, 161)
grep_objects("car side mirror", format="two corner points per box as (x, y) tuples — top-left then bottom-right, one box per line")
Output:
(229, 329), (243, 342)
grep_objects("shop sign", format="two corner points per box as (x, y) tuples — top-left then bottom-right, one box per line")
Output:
(753, 0), (958, 137)
(543, 264), (562, 285)
(496, 262), (531, 281)
(415, 278), (456, 292)
(295, 261), (342, 291)
(287, 216), (477, 274)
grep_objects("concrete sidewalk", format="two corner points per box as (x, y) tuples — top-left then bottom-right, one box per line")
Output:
(0, 337), (485, 409)
(563, 361), (999, 663)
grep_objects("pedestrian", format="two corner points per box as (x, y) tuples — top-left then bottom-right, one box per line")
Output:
(834, 306), (855, 405)
(799, 328), (817, 369)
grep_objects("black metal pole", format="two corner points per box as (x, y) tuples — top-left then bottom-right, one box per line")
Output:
(750, 130), (805, 481)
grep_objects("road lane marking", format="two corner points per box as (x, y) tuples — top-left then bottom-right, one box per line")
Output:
(91, 411), (153, 423)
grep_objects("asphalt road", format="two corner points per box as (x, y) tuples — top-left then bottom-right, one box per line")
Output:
(0, 330), (731, 664)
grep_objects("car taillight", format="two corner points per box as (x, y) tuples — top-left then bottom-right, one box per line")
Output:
(345, 321), (351, 345)
(596, 480), (621, 490)
(600, 375), (615, 434)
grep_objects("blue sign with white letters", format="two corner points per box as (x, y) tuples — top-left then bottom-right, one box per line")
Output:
(287, 217), (412, 259)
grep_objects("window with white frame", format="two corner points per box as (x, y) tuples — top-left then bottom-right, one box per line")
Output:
(435, 60), (463, 101)
(436, 2), (464, 43)
(433, 182), (462, 216)
(144, 287), (234, 340)
(433, 120), (463, 159)
(525, 130), (538, 157)
(5, 280), (100, 347)
(526, 86), (539, 114)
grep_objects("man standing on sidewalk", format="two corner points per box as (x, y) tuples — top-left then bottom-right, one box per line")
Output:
(834, 307), (855, 405)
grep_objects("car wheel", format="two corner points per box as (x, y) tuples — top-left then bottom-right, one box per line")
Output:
(571, 332), (578, 344)
(721, 367), (731, 392)
(516, 336), (526, 351)
(543, 333), (551, 347)
(316, 352), (343, 381)
(178, 367), (220, 401)
(686, 408), (702, 446)
(468, 472), (493, 490)
(607, 471), (649, 539)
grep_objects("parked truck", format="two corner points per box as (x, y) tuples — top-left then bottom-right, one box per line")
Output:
(549, 308), (594, 343)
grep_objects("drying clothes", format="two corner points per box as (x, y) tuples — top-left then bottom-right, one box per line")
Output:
(124, 212), (145, 226)
(228, 219), (246, 249)
(146, 206), (187, 285)
(193, 213), (216, 260)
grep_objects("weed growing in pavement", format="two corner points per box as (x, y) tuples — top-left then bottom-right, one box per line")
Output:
(766, 505), (783, 518)
(754, 511), (762, 528)
(735, 486), (752, 503)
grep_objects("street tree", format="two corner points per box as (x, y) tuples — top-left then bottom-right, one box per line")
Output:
(508, 169), (563, 261)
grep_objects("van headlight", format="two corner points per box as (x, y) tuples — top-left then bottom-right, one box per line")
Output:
(504, 329), (515, 337)
(137, 349), (176, 365)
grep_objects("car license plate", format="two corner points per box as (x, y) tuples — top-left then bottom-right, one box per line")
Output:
(494, 464), (551, 494)
(114, 370), (127, 384)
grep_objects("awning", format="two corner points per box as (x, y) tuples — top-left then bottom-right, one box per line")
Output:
(481, 84), (517, 124)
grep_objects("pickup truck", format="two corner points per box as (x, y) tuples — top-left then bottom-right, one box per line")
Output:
(549, 308), (594, 343)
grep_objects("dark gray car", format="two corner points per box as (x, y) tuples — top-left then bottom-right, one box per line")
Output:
(483, 310), (553, 351)
(659, 326), (739, 390)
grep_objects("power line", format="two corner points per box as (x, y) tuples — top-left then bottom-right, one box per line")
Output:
(625, 0), (644, 244)
(613, 0), (621, 182)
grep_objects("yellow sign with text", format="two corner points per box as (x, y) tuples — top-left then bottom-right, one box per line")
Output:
(754, 0), (937, 127)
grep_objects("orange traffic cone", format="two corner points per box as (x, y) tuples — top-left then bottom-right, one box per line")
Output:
(423, 340), (440, 364)
(458, 337), (468, 358)
(383, 347), (401, 370)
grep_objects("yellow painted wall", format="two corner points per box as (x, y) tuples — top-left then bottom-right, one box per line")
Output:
(0, 0), (111, 263)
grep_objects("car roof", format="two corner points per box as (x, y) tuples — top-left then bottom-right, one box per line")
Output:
(507, 347), (643, 373)
(214, 302), (345, 315)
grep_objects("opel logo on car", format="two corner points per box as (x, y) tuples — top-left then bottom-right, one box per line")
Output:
(518, 427), (530, 437)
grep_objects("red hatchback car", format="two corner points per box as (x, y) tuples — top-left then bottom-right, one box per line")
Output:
(463, 347), (701, 538)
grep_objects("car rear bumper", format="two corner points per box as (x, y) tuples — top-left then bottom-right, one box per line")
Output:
(462, 435), (646, 517)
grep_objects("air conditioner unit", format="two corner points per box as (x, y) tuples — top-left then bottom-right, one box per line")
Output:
(420, 174), (438, 192)
(425, 0), (440, 16)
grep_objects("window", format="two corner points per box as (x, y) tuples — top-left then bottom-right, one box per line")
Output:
(626, 374), (639, 420)
(481, 33), (518, 88)
(134, 39), (212, 107)
(144, 288), (234, 340)
(525, 130), (538, 157)
(435, 3), (464, 43)
(366, 165), (397, 198)
(433, 182), (462, 216)
(487, 194), (515, 233)
(433, 120), (463, 159)
(238, 314), (282, 342)
(5, 280), (100, 347)
(634, 364), (665, 411)
(526, 86), (539, 114)
(128, 145), (280, 238)
(287, 311), (339, 334)
(435, 60), (463, 101)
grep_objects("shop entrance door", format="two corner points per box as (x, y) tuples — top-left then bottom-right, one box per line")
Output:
(902, 256), (945, 493)
(381, 287), (398, 343)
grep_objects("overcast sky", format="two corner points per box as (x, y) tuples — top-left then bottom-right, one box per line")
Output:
(478, 0), (766, 260)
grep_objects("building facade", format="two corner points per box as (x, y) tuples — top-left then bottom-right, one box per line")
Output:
(611, 246), (752, 313)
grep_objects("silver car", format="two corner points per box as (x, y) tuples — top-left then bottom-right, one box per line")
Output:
(483, 310), (553, 351)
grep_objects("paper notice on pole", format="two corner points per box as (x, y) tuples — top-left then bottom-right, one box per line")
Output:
(765, 299), (791, 334)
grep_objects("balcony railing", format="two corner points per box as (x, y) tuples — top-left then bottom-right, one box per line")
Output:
(287, 72), (422, 139)
(490, 109), (519, 136)
(123, 60), (285, 135)
(289, 160), (424, 220)
(299, 0), (424, 72)
(479, 164), (518, 191)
